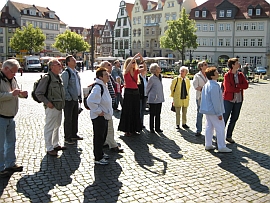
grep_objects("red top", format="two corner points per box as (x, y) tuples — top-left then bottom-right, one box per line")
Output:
(223, 70), (248, 101)
(124, 69), (139, 89)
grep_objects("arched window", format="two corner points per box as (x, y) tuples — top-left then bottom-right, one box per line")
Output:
(138, 29), (141, 36)
(133, 41), (136, 49)
(133, 29), (136, 37)
(146, 40), (150, 48)
(138, 40), (141, 48)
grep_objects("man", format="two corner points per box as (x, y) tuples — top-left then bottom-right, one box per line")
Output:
(35, 59), (66, 156)
(0, 59), (28, 178)
(111, 60), (124, 84)
(61, 55), (83, 145)
(100, 61), (123, 153)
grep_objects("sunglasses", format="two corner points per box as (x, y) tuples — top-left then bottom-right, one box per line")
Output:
(132, 61), (136, 64)
(203, 64), (208, 66)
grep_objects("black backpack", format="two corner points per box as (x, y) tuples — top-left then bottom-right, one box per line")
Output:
(83, 83), (104, 110)
(32, 74), (51, 103)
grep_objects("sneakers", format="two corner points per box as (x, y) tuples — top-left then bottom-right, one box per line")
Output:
(0, 170), (11, 178)
(64, 140), (75, 145)
(205, 145), (216, 151)
(71, 136), (83, 141)
(218, 147), (232, 153)
(226, 138), (235, 143)
(95, 158), (109, 165)
(103, 153), (109, 159)
(5, 164), (23, 172)
(47, 150), (58, 156)
(111, 146), (124, 153)
(182, 124), (190, 129)
(176, 125), (180, 129)
(195, 132), (202, 136)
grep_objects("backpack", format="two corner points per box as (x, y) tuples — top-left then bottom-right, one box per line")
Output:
(64, 68), (71, 79)
(32, 74), (51, 103)
(83, 83), (104, 110)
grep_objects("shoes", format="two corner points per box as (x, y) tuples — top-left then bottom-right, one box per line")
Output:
(54, 146), (67, 151)
(0, 170), (11, 178)
(47, 150), (58, 156)
(95, 158), (109, 165)
(218, 147), (232, 153)
(64, 140), (75, 145)
(182, 124), (190, 129)
(156, 129), (163, 133)
(124, 132), (131, 136)
(5, 164), (23, 172)
(142, 125), (146, 128)
(111, 146), (124, 153)
(226, 138), (235, 143)
(132, 132), (140, 136)
(195, 132), (202, 136)
(176, 125), (180, 129)
(205, 145), (216, 151)
(103, 153), (109, 159)
(150, 129), (155, 133)
(71, 136), (83, 140)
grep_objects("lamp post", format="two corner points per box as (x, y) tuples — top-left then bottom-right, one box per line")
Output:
(186, 49), (194, 69)
(90, 25), (94, 72)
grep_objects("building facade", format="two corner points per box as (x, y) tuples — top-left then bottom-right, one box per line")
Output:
(189, 0), (270, 68)
(100, 20), (115, 57)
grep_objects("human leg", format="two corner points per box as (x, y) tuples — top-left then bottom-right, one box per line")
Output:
(182, 107), (187, 125)
(0, 118), (8, 171)
(209, 115), (226, 149)
(175, 107), (181, 126)
(44, 108), (58, 152)
(71, 101), (79, 138)
(226, 102), (242, 139)
(104, 119), (118, 149)
(52, 109), (62, 149)
(155, 103), (162, 131)
(64, 100), (74, 141)
(223, 100), (233, 127)
(149, 103), (156, 131)
(4, 118), (16, 168)
(205, 115), (214, 148)
(196, 99), (203, 133)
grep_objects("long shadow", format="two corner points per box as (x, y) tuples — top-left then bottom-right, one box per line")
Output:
(178, 127), (207, 145)
(83, 153), (123, 203)
(0, 176), (11, 196)
(210, 143), (269, 193)
(16, 147), (82, 203)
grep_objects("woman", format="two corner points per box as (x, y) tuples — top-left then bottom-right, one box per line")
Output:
(223, 58), (248, 143)
(192, 61), (208, 136)
(118, 53), (147, 136)
(170, 66), (190, 130)
(146, 63), (165, 133)
(138, 66), (148, 128)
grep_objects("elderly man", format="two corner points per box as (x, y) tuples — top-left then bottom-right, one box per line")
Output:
(100, 61), (123, 153)
(111, 60), (124, 85)
(0, 59), (28, 178)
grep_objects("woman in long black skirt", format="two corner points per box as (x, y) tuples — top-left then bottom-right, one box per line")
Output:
(118, 53), (147, 136)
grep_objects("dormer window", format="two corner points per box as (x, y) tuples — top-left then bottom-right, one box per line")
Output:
(158, 3), (162, 9)
(12, 20), (15, 24)
(49, 13), (55, 18)
(256, 9), (261, 15)
(148, 4), (151, 10)
(219, 10), (224, 17)
(23, 9), (27, 14)
(202, 11), (206, 17)
(195, 11), (199, 17)
(248, 8), (253, 16)
(39, 12), (42, 17)
(226, 10), (232, 17)
(30, 10), (36, 16)
(5, 19), (8, 24)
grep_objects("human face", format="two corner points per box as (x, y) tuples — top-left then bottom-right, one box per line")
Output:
(201, 63), (208, 72)
(211, 70), (219, 80)
(232, 61), (240, 70)
(180, 68), (187, 78)
(5, 66), (18, 79)
(51, 61), (62, 75)
(101, 71), (110, 84)
(104, 62), (112, 73)
(67, 56), (76, 69)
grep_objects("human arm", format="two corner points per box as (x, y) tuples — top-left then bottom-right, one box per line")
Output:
(35, 75), (54, 108)
(61, 70), (72, 100)
(87, 85), (103, 115)
(124, 53), (142, 75)
(192, 74), (203, 91)
(138, 61), (147, 74)
(210, 84), (224, 117)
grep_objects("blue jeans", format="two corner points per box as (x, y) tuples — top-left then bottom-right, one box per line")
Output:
(223, 100), (243, 138)
(0, 117), (16, 171)
(196, 99), (203, 133)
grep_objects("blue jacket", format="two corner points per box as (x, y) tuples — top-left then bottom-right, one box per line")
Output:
(199, 80), (224, 116)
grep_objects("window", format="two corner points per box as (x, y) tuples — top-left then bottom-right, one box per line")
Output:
(158, 3), (162, 9)
(165, 14), (170, 21)
(45, 23), (49, 29)
(219, 10), (224, 17)
(8, 28), (11, 33)
(0, 46), (3, 53)
(123, 28), (129, 37)
(219, 24), (224, 31)
(138, 41), (141, 48)
(172, 13), (176, 20)
(5, 19), (8, 24)
(251, 39), (255, 46)
(12, 20), (15, 24)
(115, 41), (119, 49)
(115, 29), (120, 37)
(257, 56), (262, 64)
(196, 38), (201, 46)
(210, 24), (214, 31)
(195, 11), (199, 17)
(250, 57), (254, 64)
(0, 37), (3, 43)
(202, 39), (207, 46)
(124, 40), (129, 49)
(146, 40), (149, 48)
(242, 57), (247, 64)
(123, 18), (127, 26)
(225, 39), (230, 46)
(251, 23), (256, 30)
(243, 23), (249, 30)
(226, 24), (231, 31)
(133, 17), (136, 25)
(197, 24), (201, 31)
(171, 2), (174, 7)
(258, 23), (264, 30)
(50, 23), (54, 30)
(117, 19), (121, 27)
(203, 24), (207, 31)
(236, 39), (241, 46)
(133, 41), (136, 49)
(236, 23), (241, 31)
(138, 17), (141, 24)
(256, 9), (261, 15)
(0, 28), (3, 34)
(202, 11), (206, 17)
(133, 29), (136, 37)
(135, 7), (139, 12)
(218, 39), (223, 46)
(210, 39), (214, 46)
(243, 39), (248, 46)
(248, 8), (253, 16)
(146, 28), (149, 35)
(148, 4), (151, 10)
(226, 10), (232, 17)
(138, 29), (141, 36)
(145, 16), (150, 24)
(152, 28), (155, 35)
(39, 22), (43, 28)
(22, 20), (26, 26)
(258, 38), (262, 46)
(154, 40), (158, 48)
(121, 8), (124, 16)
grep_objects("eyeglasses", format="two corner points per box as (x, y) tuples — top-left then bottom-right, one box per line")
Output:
(8, 67), (16, 74)
(53, 63), (61, 66)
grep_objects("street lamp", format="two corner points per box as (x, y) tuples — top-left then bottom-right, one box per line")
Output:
(90, 25), (94, 72)
(186, 49), (194, 69)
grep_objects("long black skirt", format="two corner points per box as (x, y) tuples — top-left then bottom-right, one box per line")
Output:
(118, 88), (142, 133)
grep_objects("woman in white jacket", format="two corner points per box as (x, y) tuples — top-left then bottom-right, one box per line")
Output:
(87, 67), (113, 165)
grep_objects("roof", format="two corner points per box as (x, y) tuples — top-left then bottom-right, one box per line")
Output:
(0, 11), (20, 28)
(140, 0), (149, 11)
(126, 3), (134, 19)
(190, 0), (270, 20)
(69, 26), (84, 34)
(108, 21), (115, 29)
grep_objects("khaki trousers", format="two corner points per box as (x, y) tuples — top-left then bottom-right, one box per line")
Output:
(175, 107), (187, 125)
(104, 119), (118, 149)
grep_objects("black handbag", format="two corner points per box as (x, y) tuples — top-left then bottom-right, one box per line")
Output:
(171, 102), (175, 112)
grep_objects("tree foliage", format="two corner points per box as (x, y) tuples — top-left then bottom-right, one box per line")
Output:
(160, 8), (198, 62)
(53, 30), (90, 56)
(9, 24), (46, 54)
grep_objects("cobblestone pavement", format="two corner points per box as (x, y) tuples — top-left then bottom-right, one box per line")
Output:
(0, 70), (269, 203)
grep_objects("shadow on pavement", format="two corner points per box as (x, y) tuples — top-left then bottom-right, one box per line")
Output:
(83, 153), (122, 203)
(16, 147), (82, 203)
(0, 176), (11, 196)
(210, 143), (269, 193)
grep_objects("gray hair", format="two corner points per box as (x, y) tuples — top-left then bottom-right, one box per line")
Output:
(197, 60), (206, 70)
(3, 59), (20, 70)
(100, 61), (109, 67)
(149, 63), (159, 74)
(179, 66), (189, 74)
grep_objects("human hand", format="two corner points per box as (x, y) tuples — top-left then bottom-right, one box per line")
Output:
(79, 99), (82, 103)
(218, 115), (222, 120)
(98, 112), (104, 116)
(47, 102), (54, 109)
(20, 90), (28, 98)
(12, 89), (20, 96)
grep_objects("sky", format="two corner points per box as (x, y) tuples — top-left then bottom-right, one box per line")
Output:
(2, 0), (270, 28)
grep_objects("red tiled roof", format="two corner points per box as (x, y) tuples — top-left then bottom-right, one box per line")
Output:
(126, 3), (134, 19)
(140, 0), (149, 11)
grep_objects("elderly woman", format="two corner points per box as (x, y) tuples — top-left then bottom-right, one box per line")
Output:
(146, 63), (165, 133)
(170, 66), (190, 129)
(118, 53), (147, 136)
(192, 61), (208, 136)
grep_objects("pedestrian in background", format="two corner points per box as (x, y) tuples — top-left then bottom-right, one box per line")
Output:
(35, 59), (66, 156)
(138, 65), (148, 129)
(0, 59), (28, 178)
(114, 76), (124, 111)
(61, 55), (83, 145)
(170, 66), (190, 130)
(111, 60), (124, 84)
(223, 58), (248, 143)
(87, 67), (113, 165)
(192, 61), (208, 136)
(146, 63), (165, 133)
(118, 53), (147, 136)
(200, 67), (232, 153)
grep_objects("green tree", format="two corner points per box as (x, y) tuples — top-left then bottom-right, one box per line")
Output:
(10, 24), (46, 54)
(52, 30), (90, 56)
(160, 8), (198, 62)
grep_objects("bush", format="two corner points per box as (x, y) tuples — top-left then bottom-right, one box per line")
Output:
(218, 76), (224, 82)
(187, 74), (194, 80)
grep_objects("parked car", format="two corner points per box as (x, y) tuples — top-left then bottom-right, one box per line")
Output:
(254, 67), (267, 75)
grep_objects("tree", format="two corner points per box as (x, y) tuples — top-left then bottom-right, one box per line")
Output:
(52, 30), (90, 56)
(160, 8), (198, 62)
(10, 24), (46, 54)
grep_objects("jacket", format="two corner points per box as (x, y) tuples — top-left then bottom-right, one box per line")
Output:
(35, 71), (65, 111)
(146, 74), (164, 104)
(87, 78), (113, 120)
(138, 74), (148, 99)
(170, 76), (190, 108)
(111, 66), (124, 84)
(192, 71), (208, 100)
(223, 70), (248, 101)
(0, 72), (19, 117)
(61, 67), (81, 101)
(200, 80), (225, 116)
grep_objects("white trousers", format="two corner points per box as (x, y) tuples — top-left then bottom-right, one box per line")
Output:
(205, 114), (226, 149)
(104, 119), (118, 149)
(44, 108), (62, 151)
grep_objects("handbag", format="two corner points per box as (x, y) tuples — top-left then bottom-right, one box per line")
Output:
(171, 102), (175, 112)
